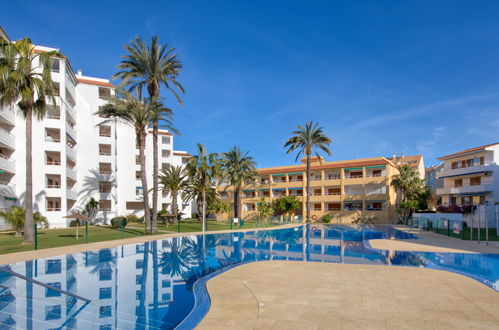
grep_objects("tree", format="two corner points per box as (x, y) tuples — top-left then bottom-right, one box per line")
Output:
(83, 197), (99, 221)
(96, 90), (174, 232)
(256, 198), (273, 222)
(0, 206), (48, 237)
(391, 165), (429, 224)
(272, 196), (301, 220)
(182, 175), (219, 220)
(208, 200), (231, 221)
(115, 36), (184, 234)
(220, 146), (258, 219)
(0, 38), (58, 244)
(159, 165), (187, 224)
(184, 144), (220, 231)
(284, 122), (332, 223)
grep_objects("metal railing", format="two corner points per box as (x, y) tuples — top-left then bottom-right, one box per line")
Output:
(46, 184), (61, 188)
(46, 161), (61, 165)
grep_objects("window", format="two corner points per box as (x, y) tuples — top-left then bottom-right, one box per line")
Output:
(46, 282), (61, 297)
(313, 189), (321, 196)
(454, 179), (463, 188)
(136, 260), (144, 269)
(50, 58), (60, 72)
(99, 181), (112, 193)
(344, 202), (362, 211)
(162, 163), (170, 170)
(313, 203), (321, 211)
(327, 203), (341, 211)
(98, 87), (111, 99)
(135, 171), (141, 179)
(162, 136), (171, 144)
(99, 287), (112, 299)
(52, 82), (60, 96)
(162, 293), (171, 301)
(326, 173), (340, 180)
(99, 200), (111, 211)
(45, 305), (61, 321)
(326, 188), (341, 195)
(162, 150), (171, 158)
(99, 144), (112, 156)
(162, 280), (171, 288)
(451, 161), (458, 169)
(45, 259), (61, 274)
(99, 269), (112, 281)
(99, 163), (112, 174)
(366, 201), (385, 211)
(99, 125), (112, 137)
(99, 305), (112, 318)
(470, 177), (481, 186)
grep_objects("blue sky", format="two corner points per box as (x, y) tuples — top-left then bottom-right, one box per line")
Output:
(3, 1), (499, 168)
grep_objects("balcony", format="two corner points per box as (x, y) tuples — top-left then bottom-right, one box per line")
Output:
(0, 128), (15, 150)
(66, 167), (77, 180)
(0, 109), (15, 126)
(66, 189), (77, 200)
(436, 184), (494, 195)
(0, 154), (15, 173)
(66, 122), (77, 141)
(66, 145), (77, 161)
(436, 163), (493, 179)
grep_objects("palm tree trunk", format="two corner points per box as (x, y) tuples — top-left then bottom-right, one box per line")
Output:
(172, 191), (178, 224)
(202, 188), (206, 232)
(233, 189), (239, 219)
(306, 152), (311, 223)
(139, 132), (151, 232)
(24, 107), (34, 244)
(152, 120), (159, 233)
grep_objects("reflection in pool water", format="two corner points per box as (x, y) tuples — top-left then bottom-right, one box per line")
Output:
(0, 225), (498, 329)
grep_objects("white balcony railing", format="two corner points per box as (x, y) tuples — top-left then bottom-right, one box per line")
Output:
(45, 136), (61, 143)
(0, 108), (15, 125)
(46, 184), (61, 188)
(46, 208), (62, 212)
(436, 162), (494, 179)
(0, 156), (15, 173)
(0, 127), (15, 149)
(436, 184), (494, 195)
(67, 167), (77, 180)
(46, 161), (61, 166)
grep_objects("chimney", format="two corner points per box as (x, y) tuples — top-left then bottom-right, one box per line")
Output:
(77, 69), (82, 76)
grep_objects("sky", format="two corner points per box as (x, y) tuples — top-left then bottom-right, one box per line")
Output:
(3, 0), (499, 168)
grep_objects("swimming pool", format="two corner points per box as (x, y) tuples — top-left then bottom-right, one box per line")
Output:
(0, 225), (498, 329)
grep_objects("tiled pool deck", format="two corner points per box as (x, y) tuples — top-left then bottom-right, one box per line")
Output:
(199, 261), (499, 329)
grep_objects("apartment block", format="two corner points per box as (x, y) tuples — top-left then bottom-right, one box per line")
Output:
(0, 29), (192, 228)
(436, 142), (499, 206)
(219, 156), (423, 223)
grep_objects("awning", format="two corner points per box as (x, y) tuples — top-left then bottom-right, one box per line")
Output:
(439, 171), (485, 178)
(344, 167), (362, 171)
(365, 165), (385, 169)
(243, 189), (255, 192)
(272, 173), (285, 177)
(4, 197), (16, 201)
(287, 172), (303, 175)
(288, 187), (302, 190)
(272, 188), (285, 191)
(260, 188), (269, 191)
(457, 192), (486, 196)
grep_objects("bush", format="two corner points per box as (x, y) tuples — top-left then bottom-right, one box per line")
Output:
(321, 214), (331, 223)
(124, 214), (140, 222)
(110, 217), (128, 228)
(69, 220), (81, 227)
(436, 205), (465, 214)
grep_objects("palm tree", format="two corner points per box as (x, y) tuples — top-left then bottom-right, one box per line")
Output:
(391, 165), (426, 224)
(0, 38), (58, 244)
(185, 144), (220, 232)
(83, 197), (99, 221)
(220, 147), (258, 219)
(96, 91), (174, 232)
(159, 165), (187, 223)
(0, 206), (48, 237)
(284, 122), (332, 223)
(114, 36), (184, 233)
(182, 175), (219, 220)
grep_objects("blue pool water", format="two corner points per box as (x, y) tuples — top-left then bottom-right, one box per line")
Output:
(0, 225), (498, 329)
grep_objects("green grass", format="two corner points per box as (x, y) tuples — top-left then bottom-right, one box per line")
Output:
(427, 227), (499, 241)
(0, 220), (285, 255)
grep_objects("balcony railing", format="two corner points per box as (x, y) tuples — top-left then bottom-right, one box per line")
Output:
(346, 174), (363, 179)
(289, 178), (303, 182)
(325, 192), (340, 195)
(366, 173), (383, 177)
(46, 114), (61, 120)
(100, 170), (112, 174)
(99, 189), (112, 193)
(45, 136), (61, 143)
(310, 177), (322, 181)
(0, 181), (13, 187)
(46, 208), (62, 212)
(100, 151), (112, 156)
(46, 184), (61, 188)
(46, 161), (61, 165)
(326, 207), (341, 211)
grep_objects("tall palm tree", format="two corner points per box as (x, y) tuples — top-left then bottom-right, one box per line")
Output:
(96, 91), (174, 232)
(182, 175), (219, 220)
(0, 38), (57, 244)
(284, 122), (332, 223)
(220, 146), (258, 219)
(185, 144), (220, 232)
(114, 36), (184, 233)
(391, 164), (425, 224)
(159, 165), (187, 223)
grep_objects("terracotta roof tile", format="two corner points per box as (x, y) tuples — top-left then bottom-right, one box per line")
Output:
(438, 142), (499, 160)
(77, 78), (114, 88)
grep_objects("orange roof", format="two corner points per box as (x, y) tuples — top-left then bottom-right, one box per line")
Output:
(258, 158), (394, 175)
(77, 78), (114, 88)
(173, 151), (191, 157)
(147, 129), (173, 136)
(438, 142), (499, 160)
(387, 155), (422, 168)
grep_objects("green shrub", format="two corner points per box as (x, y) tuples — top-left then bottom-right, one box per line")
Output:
(125, 214), (139, 223)
(69, 220), (81, 227)
(110, 217), (128, 228)
(321, 214), (331, 223)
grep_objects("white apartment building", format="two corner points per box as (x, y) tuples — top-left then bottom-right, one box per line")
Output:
(0, 29), (192, 228)
(436, 142), (499, 206)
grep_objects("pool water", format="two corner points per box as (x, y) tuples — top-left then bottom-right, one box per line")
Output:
(0, 225), (498, 329)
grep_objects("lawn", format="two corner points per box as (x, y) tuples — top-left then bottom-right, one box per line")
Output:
(0, 219), (287, 255)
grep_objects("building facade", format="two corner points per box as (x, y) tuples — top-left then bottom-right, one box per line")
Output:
(0, 30), (192, 228)
(436, 142), (499, 207)
(425, 163), (444, 194)
(219, 156), (423, 223)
